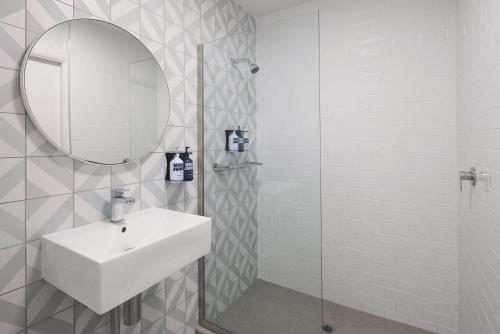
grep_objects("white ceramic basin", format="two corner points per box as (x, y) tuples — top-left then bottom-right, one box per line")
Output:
(41, 207), (211, 314)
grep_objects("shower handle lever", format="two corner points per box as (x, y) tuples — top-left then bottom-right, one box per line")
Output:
(459, 167), (476, 191)
(459, 167), (490, 191)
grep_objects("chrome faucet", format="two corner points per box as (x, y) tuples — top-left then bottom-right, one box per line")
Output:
(111, 188), (136, 223)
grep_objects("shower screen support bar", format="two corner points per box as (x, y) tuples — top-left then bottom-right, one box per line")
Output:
(213, 161), (263, 172)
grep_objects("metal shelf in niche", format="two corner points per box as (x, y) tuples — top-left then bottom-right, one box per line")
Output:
(213, 161), (263, 172)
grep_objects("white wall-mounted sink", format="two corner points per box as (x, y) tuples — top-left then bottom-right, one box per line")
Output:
(41, 207), (211, 314)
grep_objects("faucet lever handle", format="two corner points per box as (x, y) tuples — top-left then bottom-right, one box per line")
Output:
(112, 188), (129, 198)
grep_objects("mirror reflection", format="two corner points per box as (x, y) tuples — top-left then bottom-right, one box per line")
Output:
(22, 19), (170, 165)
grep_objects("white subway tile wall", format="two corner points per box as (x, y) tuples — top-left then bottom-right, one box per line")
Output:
(457, 0), (500, 333)
(320, 0), (458, 333)
(0, 0), (255, 333)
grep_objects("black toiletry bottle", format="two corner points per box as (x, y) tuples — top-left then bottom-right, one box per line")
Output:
(237, 126), (244, 152)
(182, 147), (194, 181)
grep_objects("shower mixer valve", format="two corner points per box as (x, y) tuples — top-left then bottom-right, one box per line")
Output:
(459, 167), (490, 191)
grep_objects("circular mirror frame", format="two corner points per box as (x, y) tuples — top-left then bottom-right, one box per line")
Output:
(20, 18), (171, 166)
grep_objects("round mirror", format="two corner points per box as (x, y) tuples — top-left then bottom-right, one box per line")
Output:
(21, 19), (170, 165)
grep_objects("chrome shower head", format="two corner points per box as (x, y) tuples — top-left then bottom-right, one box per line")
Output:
(249, 63), (260, 73)
(231, 57), (260, 74)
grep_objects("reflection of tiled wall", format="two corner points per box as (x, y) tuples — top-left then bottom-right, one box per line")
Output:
(201, 33), (258, 321)
(0, 0), (255, 333)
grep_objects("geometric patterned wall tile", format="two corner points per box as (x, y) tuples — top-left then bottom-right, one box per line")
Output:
(184, 5), (200, 36)
(26, 120), (64, 157)
(164, 0), (183, 26)
(184, 103), (197, 128)
(184, 55), (197, 81)
(28, 310), (63, 334)
(164, 126), (185, 152)
(0, 244), (25, 295)
(165, 274), (185, 313)
(74, 0), (110, 21)
(119, 313), (141, 334)
(185, 262), (198, 298)
(141, 153), (166, 182)
(26, 280), (73, 327)
(0, 23), (25, 70)
(184, 198), (198, 215)
(166, 75), (185, 104)
(0, 158), (25, 203)
(184, 30), (201, 57)
(26, 0), (73, 33)
(141, 0), (163, 17)
(0, 200), (25, 249)
(0, 68), (24, 114)
(164, 23), (184, 53)
(74, 7), (101, 20)
(184, 0), (200, 13)
(26, 194), (73, 241)
(201, 0), (215, 22)
(227, 268), (238, 304)
(185, 80), (198, 106)
(74, 188), (110, 227)
(168, 100), (185, 127)
(0, 287), (26, 334)
(142, 283), (166, 329)
(185, 293), (198, 334)
(0, 113), (24, 158)
(26, 240), (41, 284)
(141, 36), (164, 71)
(247, 13), (255, 32)
(165, 182), (184, 205)
(112, 162), (140, 186)
(165, 301), (184, 334)
(27, 306), (74, 334)
(141, 181), (165, 209)
(141, 8), (164, 43)
(214, 8), (227, 39)
(0, 0), (25, 28)
(27, 157), (73, 199)
(74, 161), (111, 192)
(201, 17), (215, 43)
(74, 303), (109, 334)
(164, 47), (184, 78)
(166, 201), (184, 212)
(111, 0), (140, 34)
(142, 316), (165, 334)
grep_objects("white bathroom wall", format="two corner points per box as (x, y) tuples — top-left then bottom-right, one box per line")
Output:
(256, 11), (321, 297)
(320, 1), (458, 333)
(457, 0), (500, 333)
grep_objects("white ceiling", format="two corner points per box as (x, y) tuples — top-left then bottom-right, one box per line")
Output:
(238, 0), (315, 17)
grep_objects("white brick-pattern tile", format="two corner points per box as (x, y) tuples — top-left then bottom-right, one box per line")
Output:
(457, 0), (500, 333)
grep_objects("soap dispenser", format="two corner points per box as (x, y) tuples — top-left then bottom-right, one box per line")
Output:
(182, 147), (194, 181)
(243, 128), (250, 151)
(168, 147), (184, 182)
(226, 126), (239, 152)
(237, 126), (244, 152)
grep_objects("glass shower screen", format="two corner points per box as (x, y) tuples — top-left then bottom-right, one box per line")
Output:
(198, 10), (322, 334)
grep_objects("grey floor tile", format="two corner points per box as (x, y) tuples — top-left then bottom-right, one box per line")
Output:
(212, 279), (436, 334)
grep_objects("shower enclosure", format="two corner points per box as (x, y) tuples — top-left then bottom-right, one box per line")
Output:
(198, 10), (323, 334)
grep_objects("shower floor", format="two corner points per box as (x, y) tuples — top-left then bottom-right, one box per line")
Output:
(214, 279), (435, 334)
